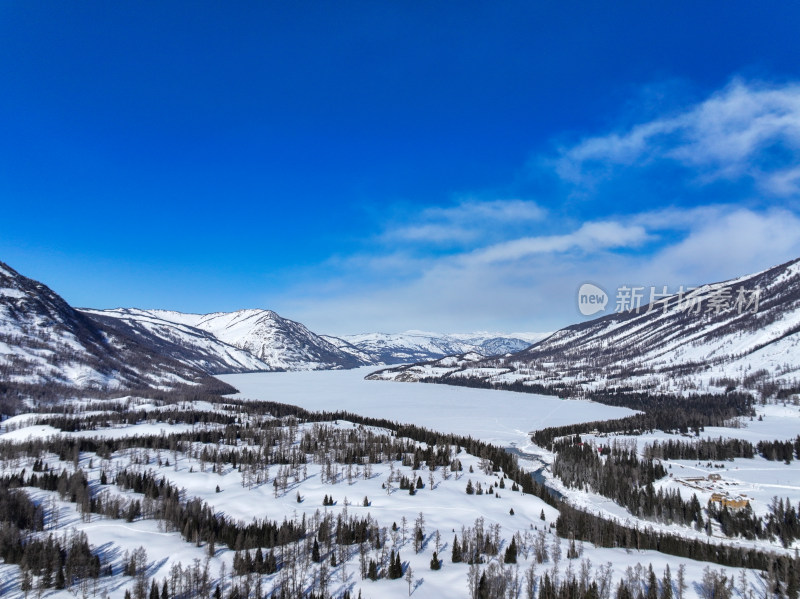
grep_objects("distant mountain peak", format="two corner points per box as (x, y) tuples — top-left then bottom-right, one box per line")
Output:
(136, 308), (368, 371)
(338, 330), (546, 364)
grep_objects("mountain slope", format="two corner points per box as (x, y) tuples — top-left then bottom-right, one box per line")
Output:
(319, 335), (376, 364)
(337, 331), (546, 364)
(147, 309), (369, 371)
(369, 258), (800, 398)
(81, 308), (272, 374)
(0, 262), (212, 396)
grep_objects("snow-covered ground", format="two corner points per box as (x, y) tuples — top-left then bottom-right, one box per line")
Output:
(218, 367), (637, 448)
(527, 402), (800, 554)
(0, 412), (770, 599)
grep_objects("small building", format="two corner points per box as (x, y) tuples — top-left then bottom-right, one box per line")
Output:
(710, 493), (750, 511)
(708, 473), (722, 481)
(722, 497), (750, 510)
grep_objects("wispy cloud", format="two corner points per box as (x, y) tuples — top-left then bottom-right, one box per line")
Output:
(555, 79), (800, 196)
(383, 198), (545, 245)
(423, 199), (547, 223)
(644, 207), (800, 284)
(462, 221), (650, 265)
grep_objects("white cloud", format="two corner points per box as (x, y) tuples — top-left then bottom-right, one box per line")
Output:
(556, 79), (800, 196)
(643, 208), (800, 284)
(462, 221), (650, 265)
(385, 223), (478, 244)
(422, 198), (547, 223)
(383, 198), (545, 245)
(762, 165), (800, 196)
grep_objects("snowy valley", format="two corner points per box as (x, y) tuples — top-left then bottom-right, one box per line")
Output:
(1, 258), (800, 599)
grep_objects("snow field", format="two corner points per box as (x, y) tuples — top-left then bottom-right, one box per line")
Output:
(0, 410), (773, 599)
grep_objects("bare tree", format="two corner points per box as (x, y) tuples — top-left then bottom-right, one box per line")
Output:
(525, 561), (537, 599)
(677, 565), (687, 599)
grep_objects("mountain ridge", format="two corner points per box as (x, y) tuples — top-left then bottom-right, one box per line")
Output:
(0, 259), (549, 405)
(368, 257), (800, 398)
(0, 261), (221, 404)
(338, 330), (548, 364)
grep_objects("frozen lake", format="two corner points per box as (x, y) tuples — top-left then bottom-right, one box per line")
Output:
(219, 367), (636, 449)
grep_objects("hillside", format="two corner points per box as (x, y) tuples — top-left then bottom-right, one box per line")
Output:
(337, 331), (545, 365)
(81, 308), (273, 373)
(369, 257), (800, 398)
(0, 262), (215, 403)
(146, 309), (369, 370)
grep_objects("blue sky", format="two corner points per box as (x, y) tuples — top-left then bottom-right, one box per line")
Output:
(2, 2), (800, 334)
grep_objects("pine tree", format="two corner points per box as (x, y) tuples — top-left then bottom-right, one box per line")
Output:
(647, 565), (658, 599)
(388, 551), (402, 579)
(452, 535), (462, 563)
(430, 551), (441, 570)
(788, 566), (799, 599)
(504, 536), (518, 564)
(466, 479), (474, 494)
(478, 571), (489, 599)
(312, 539), (321, 563)
(56, 567), (66, 590)
(661, 565), (673, 599)
(367, 559), (378, 581)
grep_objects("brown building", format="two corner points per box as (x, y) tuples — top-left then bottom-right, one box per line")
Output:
(710, 493), (749, 511)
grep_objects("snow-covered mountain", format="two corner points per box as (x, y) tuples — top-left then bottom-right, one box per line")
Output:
(336, 330), (547, 364)
(89, 309), (545, 371)
(369, 258), (800, 398)
(0, 258), (550, 399)
(319, 335), (377, 365)
(0, 262), (211, 396)
(137, 309), (369, 371)
(81, 308), (273, 374)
